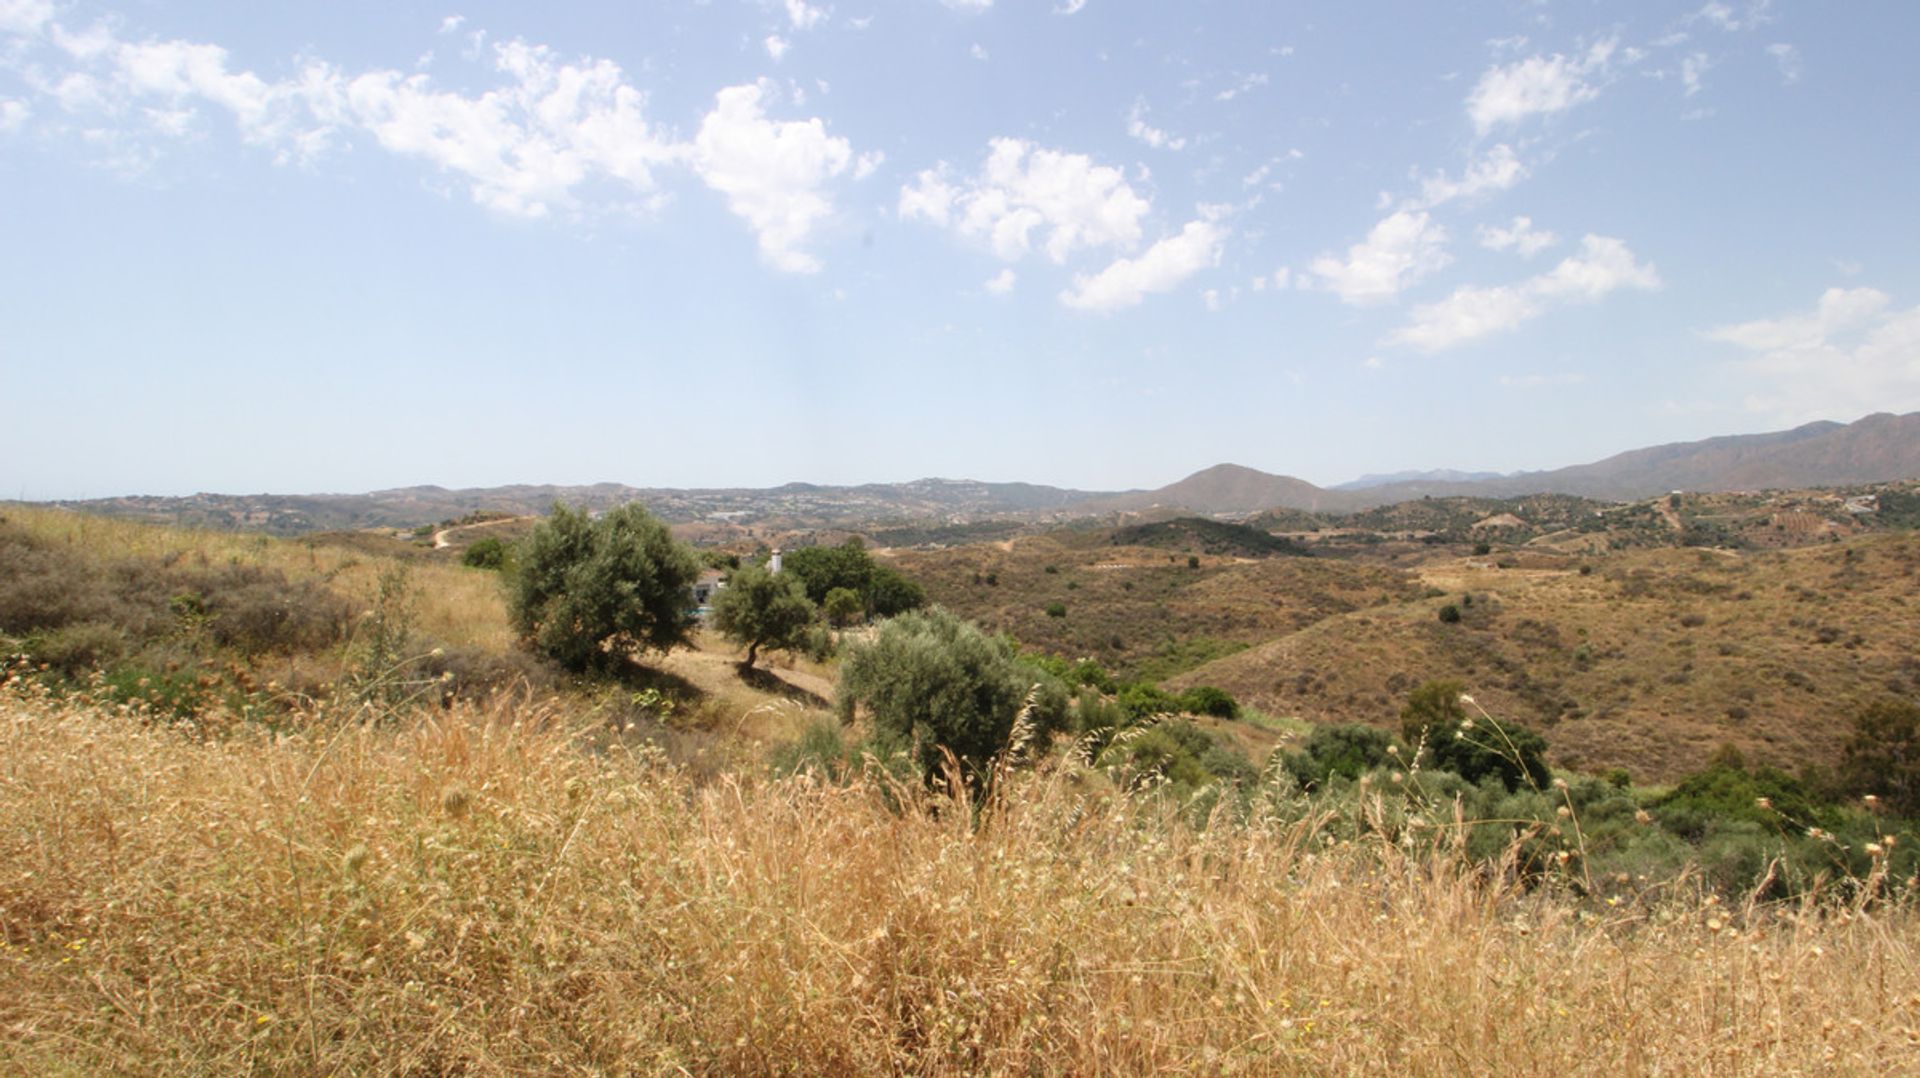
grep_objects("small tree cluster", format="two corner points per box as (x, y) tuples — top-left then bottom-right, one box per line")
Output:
(781, 539), (925, 622)
(710, 563), (816, 668)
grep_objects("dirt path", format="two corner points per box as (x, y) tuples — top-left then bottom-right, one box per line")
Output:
(433, 516), (533, 550)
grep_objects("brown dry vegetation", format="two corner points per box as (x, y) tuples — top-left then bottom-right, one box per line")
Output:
(887, 534), (1421, 679)
(4, 682), (1919, 1074)
(1171, 535), (1920, 782)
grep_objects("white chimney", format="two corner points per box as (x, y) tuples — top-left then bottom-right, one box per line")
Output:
(769, 549), (783, 574)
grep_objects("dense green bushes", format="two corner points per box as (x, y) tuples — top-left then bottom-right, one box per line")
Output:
(782, 540), (926, 620)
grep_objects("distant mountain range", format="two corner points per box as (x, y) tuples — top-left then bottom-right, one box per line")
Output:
(28, 412), (1920, 533)
(1331, 469), (1508, 491)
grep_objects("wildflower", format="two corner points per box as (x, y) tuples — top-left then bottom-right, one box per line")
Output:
(1883, 834), (1898, 849)
(1459, 694), (1476, 705)
(1755, 797), (1773, 810)
(1635, 809), (1653, 824)
(1556, 806), (1571, 818)
(1864, 794), (1881, 806)
(1460, 718), (1475, 731)
(1386, 744), (1400, 756)
(1867, 843), (1885, 857)
(1706, 917), (1724, 933)
(1389, 771), (1404, 785)
(1552, 777), (1569, 790)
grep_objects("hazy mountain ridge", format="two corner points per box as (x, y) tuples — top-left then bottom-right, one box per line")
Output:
(29, 412), (1919, 533)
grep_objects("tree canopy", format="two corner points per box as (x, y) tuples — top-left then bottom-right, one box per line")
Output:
(711, 562), (817, 668)
(506, 502), (701, 673)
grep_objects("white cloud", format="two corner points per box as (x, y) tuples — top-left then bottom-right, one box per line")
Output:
(784, 0), (828, 30)
(3, 18), (881, 269)
(1680, 52), (1711, 96)
(984, 268), (1016, 294)
(941, 0), (994, 11)
(1765, 43), (1801, 84)
(1692, 2), (1774, 33)
(852, 149), (883, 180)
(1214, 72), (1268, 102)
(1307, 210), (1450, 306)
(342, 40), (679, 217)
(898, 137), (1150, 263)
(1413, 143), (1525, 208)
(1465, 39), (1614, 133)
(691, 79), (853, 273)
(1477, 215), (1557, 257)
(1706, 287), (1920, 422)
(438, 15), (466, 35)
(1704, 286), (1889, 352)
(969, 43), (989, 62)
(764, 35), (790, 61)
(0, 97), (28, 131)
(1060, 217), (1225, 313)
(1125, 101), (1184, 151)
(0, 0), (51, 35)
(1056, 0), (1089, 12)
(1391, 234), (1659, 350)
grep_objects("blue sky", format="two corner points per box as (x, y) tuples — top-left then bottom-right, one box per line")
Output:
(2, 0), (1917, 499)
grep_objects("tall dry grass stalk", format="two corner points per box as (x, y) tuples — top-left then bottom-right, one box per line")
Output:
(2, 677), (1917, 1074)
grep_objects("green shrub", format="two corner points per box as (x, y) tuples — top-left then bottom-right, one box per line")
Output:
(1044, 601), (1067, 618)
(1282, 723), (1395, 791)
(462, 537), (507, 570)
(835, 607), (1068, 787)
(1438, 604), (1462, 624)
(1837, 699), (1920, 815)
(1178, 685), (1238, 719)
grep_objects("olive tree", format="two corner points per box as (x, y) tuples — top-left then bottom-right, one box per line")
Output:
(507, 502), (701, 673)
(835, 606), (1066, 786)
(711, 562), (817, 668)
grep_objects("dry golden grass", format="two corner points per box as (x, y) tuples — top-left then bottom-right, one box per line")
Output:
(4, 679), (1918, 1074)
(5, 504), (515, 655)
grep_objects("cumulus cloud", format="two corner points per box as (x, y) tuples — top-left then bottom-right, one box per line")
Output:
(1705, 286), (1890, 352)
(0, 15), (871, 271)
(0, 0), (51, 35)
(898, 137), (1149, 263)
(1413, 143), (1525, 208)
(1477, 215), (1557, 257)
(984, 267), (1016, 294)
(1466, 39), (1615, 133)
(1705, 288), (1920, 422)
(1307, 210), (1451, 305)
(691, 79), (853, 273)
(1125, 100), (1185, 151)
(341, 40), (678, 217)
(1060, 217), (1225, 312)
(784, 0), (828, 30)
(0, 97), (28, 131)
(1680, 52), (1712, 96)
(1056, 0), (1089, 12)
(1390, 234), (1659, 350)
(764, 35), (790, 60)
(1765, 42), (1801, 84)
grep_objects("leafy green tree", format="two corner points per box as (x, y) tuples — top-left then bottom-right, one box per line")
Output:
(822, 587), (865, 628)
(461, 537), (507, 570)
(1178, 685), (1238, 719)
(1838, 699), (1920, 815)
(711, 563), (817, 668)
(782, 539), (926, 619)
(835, 607), (1067, 786)
(1281, 723), (1397, 791)
(865, 564), (926, 618)
(1401, 679), (1550, 791)
(507, 502), (701, 673)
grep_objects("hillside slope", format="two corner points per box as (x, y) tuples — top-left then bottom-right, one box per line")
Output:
(1167, 535), (1920, 781)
